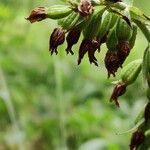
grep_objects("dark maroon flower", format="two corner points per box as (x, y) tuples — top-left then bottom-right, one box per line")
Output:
(78, 0), (93, 16)
(96, 34), (108, 52)
(88, 40), (100, 66)
(130, 130), (145, 150)
(110, 82), (126, 107)
(78, 39), (89, 65)
(66, 28), (81, 55)
(100, 34), (108, 44)
(117, 41), (131, 67)
(78, 39), (100, 66)
(26, 7), (47, 23)
(144, 102), (150, 124)
(147, 73), (150, 87)
(49, 28), (65, 55)
(104, 51), (120, 78)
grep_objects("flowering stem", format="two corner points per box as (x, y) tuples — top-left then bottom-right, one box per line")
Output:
(112, 2), (127, 10)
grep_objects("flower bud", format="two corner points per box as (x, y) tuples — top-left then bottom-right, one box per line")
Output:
(49, 28), (65, 55)
(104, 51), (120, 78)
(110, 82), (126, 107)
(144, 102), (150, 124)
(130, 130), (145, 150)
(117, 41), (131, 67)
(78, 0), (94, 16)
(26, 7), (47, 23)
(78, 39), (99, 66)
(66, 28), (81, 55)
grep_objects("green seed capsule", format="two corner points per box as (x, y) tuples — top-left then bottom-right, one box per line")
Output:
(116, 17), (132, 41)
(47, 5), (72, 19)
(121, 59), (142, 85)
(97, 10), (112, 39)
(83, 7), (105, 39)
(106, 25), (118, 51)
(109, 13), (119, 29)
(129, 23), (137, 49)
(58, 12), (80, 30)
(143, 45), (150, 83)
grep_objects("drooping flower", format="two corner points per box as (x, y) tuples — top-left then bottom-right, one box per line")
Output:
(66, 28), (81, 55)
(117, 41), (131, 67)
(104, 51), (120, 78)
(110, 82), (127, 107)
(78, 39), (100, 66)
(147, 73), (150, 87)
(97, 34), (108, 52)
(49, 28), (65, 55)
(26, 7), (47, 23)
(144, 102), (150, 124)
(130, 130), (145, 150)
(78, 0), (94, 16)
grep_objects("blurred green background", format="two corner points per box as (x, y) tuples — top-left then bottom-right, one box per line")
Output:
(0, 0), (150, 150)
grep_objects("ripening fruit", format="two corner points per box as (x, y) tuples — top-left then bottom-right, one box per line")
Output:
(97, 10), (112, 40)
(109, 13), (119, 29)
(129, 23), (138, 49)
(83, 6), (105, 39)
(47, 5), (72, 19)
(106, 25), (118, 51)
(58, 12), (80, 30)
(143, 45), (150, 85)
(121, 59), (142, 85)
(116, 17), (132, 41)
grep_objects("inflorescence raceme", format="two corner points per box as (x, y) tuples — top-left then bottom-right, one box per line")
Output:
(27, 0), (150, 149)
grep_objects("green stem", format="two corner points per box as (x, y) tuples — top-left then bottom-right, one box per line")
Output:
(53, 57), (67, 150)
(113, 2), (127, 10)
(134, 20), (150, 43)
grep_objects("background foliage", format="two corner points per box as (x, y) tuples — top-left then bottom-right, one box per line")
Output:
(0, 0), (150, 150)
